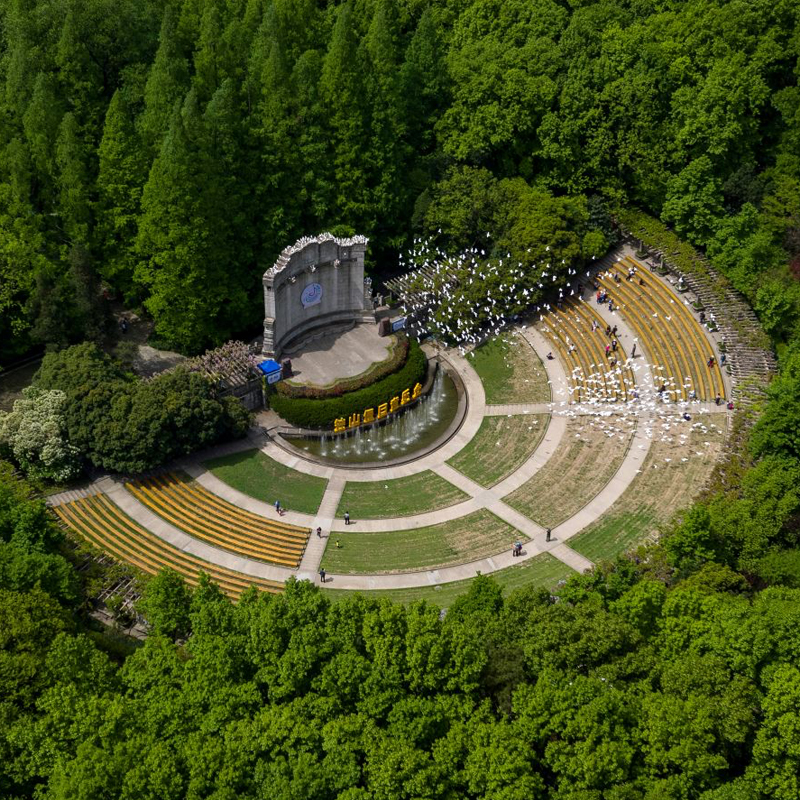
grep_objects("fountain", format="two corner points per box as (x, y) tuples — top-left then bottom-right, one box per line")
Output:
(284, 368), (461, 466)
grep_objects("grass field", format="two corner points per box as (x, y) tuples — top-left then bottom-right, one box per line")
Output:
(321, 553), (574, 606)
(335, 471), (468, 519)
(202, 449), (328, 515)
(321, 509), (522, 574)
(569, 423), (725, 562)
(468, 333), (550, 404)
(448, 414), (550, 487)
(504, 417), (632, 527)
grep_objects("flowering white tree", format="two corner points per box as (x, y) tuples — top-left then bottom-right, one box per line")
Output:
(0, 387), (82, 482)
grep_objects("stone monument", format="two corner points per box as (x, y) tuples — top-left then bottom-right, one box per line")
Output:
(261, 233), (371, 358)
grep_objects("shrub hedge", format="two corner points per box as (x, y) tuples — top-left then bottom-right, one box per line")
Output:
(270, 339), (428, 429)
(277, 335), (409, 399)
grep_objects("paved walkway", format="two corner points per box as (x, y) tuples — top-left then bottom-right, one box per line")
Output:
(48, 264), (733, 595)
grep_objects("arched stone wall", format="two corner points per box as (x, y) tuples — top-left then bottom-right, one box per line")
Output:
(262, 233), (370, 358)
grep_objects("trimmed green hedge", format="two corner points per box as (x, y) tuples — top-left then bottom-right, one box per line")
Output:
(277, 335), (409, 399)
(270, 339), (428, 429)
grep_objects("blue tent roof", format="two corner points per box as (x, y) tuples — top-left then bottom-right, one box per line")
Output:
(257, 359), (281, 375)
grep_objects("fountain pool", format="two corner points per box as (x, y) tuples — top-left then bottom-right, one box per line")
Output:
(285, 369), (461, 465)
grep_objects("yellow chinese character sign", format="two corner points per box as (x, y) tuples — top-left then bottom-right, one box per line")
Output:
(331, 382), (424, 432)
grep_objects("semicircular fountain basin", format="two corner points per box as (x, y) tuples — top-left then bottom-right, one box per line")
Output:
(285, 368), (461, 466)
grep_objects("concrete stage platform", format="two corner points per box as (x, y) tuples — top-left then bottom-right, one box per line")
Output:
(285, 325), (394, 387)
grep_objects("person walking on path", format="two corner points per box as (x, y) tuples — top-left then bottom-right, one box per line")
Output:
(631, 342), (637, 358)
(344, 511), (351, 526)
(319, 568), (326, 584)
(546, 528), (552, 542)
(316, 527), (322, 538)
(274, 500), (284, 516)
(715, 393), (722, 406)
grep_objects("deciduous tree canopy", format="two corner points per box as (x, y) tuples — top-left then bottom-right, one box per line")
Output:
(0, 0), (798, 358)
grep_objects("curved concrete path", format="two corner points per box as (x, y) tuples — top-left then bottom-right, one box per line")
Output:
(48, 272), (732, 594)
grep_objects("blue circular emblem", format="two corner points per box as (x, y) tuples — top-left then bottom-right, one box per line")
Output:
(301, 282), (322, 308)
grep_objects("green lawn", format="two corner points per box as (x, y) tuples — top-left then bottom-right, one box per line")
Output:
(335, 471), (468, 519)
(504, 419), (631, 527)
(569, 426), (725, 562)
(321, 553), (574, 606)
(569, 509), (661, 564)
(202, 449), (328, 515)
(321, 509), (522, 574)
(448, 414), (549, 487)
(468, 333), (550, 404)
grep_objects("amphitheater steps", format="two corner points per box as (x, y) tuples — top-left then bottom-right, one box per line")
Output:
(47, 483), (104, 507)
(616, 239), (776, 409)
(53, 494), (283, 599)
(124, 472), (309, 569)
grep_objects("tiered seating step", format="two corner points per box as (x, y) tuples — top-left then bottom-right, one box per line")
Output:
(53, 495), (283, 599)
(595, 258), (724, 401)
(125, 473), (309, 568)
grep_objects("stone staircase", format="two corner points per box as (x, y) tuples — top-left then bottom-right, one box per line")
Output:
(46, 482), (104, 507)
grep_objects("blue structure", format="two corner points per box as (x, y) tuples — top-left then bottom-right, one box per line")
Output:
(257, 359), (283, 385)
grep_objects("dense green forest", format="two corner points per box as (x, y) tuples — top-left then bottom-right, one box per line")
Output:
(3, 1), (800, 797)
(1, 0), (799, 358)
(3, 357), (800, 800)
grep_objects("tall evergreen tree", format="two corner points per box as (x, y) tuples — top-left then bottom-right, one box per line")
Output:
(22, 74), (62, 202)
(136, 98), (209, 351)
(55, 112), (92, 248)
(291, 49), (331, 230)
(139, 7), (189, 152)
(253, 37), (301, 253)
(320, 2), (369, 229)
(361, 0), (407, 245)
(193, 0), (225, 103)
(136, 88), (256, 353)
(400, 7), (446, 156)
(96, 90), (148, 299)
(0, 139), (49, 359)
